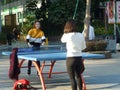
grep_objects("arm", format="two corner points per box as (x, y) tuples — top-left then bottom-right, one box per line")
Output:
(41, 31), (46, 45)
(41, 36), (46, 45)
(61, 34), (67, 43)
(26, 30), (33, 47)
(81, 35), (86, 50)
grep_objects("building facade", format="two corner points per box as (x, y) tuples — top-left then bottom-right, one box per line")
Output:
(0, 0), (42, 32)
(1, 0), (26, 28)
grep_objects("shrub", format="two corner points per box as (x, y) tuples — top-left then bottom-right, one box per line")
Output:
(92, 20), (114, 36)
(83, 40), (107, 52)
(95, 27), (114, 36)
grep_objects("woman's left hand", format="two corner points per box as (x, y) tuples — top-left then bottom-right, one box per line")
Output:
(42, 42), (46, 45)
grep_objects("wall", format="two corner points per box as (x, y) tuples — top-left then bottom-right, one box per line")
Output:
(1, 0), (26, 26)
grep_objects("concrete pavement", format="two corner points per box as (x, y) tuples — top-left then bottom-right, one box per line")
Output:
(0, 41), (120, 90)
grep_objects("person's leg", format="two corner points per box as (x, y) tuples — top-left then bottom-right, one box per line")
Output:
(28, 61), (40, 75)
(67, 57), (77, 90)
(8, 39), (11, 45)
(28, 60), (32, 75)
(15, 35), (18, 41)
(37, 61), (40, 68)
(75, 57), (83, 90)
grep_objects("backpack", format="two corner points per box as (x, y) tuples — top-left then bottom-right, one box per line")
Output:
(13, 79), (37, 90)
(13, 79), (30, 90)
(9, 48), (20, 80)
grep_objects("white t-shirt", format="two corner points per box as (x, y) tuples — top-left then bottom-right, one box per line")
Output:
(61, 32), (86, 57)
(89, 25), (95, 40)
(82, 25), (95, 40)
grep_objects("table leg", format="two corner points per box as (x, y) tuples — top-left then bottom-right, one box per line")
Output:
(81, 75), (86, 90)
(41, 61), (45, 72)
(32, 61), (46, 90)
(48, 60), (56, 78)
(18, 59), (25, 68)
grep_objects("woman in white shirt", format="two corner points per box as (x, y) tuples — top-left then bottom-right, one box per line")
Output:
(61, 19), (86, 90)
(82, 25), (95, 40)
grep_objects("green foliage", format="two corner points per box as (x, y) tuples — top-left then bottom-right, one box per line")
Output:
(48, 1), (66, 25)
(99, 0), (109, 2)
(95, 27), (114, 35)
(21, 12), (36, 35)
(45, 0), (85, 36)
(25, 0), (37, 11)
(92, 20), (114, 36)
(22, 0), (85, 36)
(48, 0), (85, 25)
(0, 32), (7, 44)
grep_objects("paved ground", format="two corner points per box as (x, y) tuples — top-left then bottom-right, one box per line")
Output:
(0, 41), (120, 90)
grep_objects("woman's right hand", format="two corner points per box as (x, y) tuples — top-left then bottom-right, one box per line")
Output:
(28, 43), (33, 47)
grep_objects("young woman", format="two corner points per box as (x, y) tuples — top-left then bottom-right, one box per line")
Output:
(61, 19), (86, 90)
(26, 21), (46, 49)
(26, 21), (46, 74)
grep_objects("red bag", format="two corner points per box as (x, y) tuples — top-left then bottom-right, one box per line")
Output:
(13, 79), (31, 90)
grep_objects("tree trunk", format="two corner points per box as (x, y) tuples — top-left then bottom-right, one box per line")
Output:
(83, 0), (91, 41)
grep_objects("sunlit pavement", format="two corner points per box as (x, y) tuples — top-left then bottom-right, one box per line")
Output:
(0, 41), (120, 90)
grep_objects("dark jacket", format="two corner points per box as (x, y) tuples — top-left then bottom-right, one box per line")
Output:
(9, 48), (20, 80)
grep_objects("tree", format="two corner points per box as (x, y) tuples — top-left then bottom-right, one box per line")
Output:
(22, 0), (85, 36)
(83, 0), (91, 41)
(46, 0), (85, 35)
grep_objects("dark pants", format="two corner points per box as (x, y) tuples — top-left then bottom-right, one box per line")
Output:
(66, 57), (84, 90)
(7, 39), (12, 45)
(28, 61), (40, 75)
(14, 35), (18, 41)
(7, 33), (13, 45)
(28, 46), (40, 75)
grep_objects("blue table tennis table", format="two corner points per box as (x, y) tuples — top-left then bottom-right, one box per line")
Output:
(2, 46), (105, 90)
